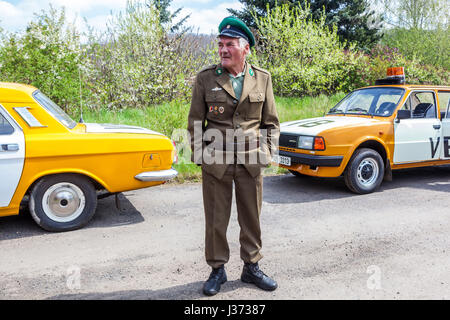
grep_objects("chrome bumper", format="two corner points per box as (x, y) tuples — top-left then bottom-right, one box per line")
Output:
(134, 168), (178, 182)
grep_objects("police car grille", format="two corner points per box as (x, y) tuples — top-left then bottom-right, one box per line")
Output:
(279, 134), (298, 148)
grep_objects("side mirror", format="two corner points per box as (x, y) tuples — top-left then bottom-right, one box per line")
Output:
(395, 109), (411, 123)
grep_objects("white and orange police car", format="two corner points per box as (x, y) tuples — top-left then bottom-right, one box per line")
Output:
(274, 68), (450, 194)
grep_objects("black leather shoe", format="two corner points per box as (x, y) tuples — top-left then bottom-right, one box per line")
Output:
(203, 265), (227, 296)
(241, 263), (278, 291)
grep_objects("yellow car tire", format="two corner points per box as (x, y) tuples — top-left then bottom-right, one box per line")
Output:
(29, 174), (97, 232)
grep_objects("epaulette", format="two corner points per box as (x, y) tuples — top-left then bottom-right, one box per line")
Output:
(250, 64), (270, 75)
(198, 64), (217, 74)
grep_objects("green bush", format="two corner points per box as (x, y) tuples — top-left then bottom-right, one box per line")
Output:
(0, 6), (87, 114)
(252, 3), (364, 96)
(84, 0), (214, 111)
(382, 27), (450, 70)
(353, 45), (449, 87)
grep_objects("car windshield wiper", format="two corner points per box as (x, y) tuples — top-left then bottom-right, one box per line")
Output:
(347, 108), (369, 114)
(327, 110), (343, 114)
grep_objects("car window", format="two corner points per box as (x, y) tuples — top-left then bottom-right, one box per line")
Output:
(0, 112), (14, 135)
(32, 91), (77, 129)
(328, 87), (404, 116)
(438, 91), (450, 118)
(409, 92), (437, 119)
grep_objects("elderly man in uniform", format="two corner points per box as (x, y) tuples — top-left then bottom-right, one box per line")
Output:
(187, 16), (280, 296)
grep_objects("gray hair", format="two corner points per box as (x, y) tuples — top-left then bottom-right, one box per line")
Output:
(238, 37), (251, 56)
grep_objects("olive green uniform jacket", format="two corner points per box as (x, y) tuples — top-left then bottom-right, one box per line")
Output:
(187, 61), (280, 179)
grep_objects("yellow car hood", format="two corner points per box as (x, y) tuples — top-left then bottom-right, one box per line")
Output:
(84, 123), (163, 136)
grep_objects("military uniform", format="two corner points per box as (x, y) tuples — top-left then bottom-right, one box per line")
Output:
(187, 61), (280, 268)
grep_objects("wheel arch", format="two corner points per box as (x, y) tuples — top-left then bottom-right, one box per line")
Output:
(25, 170), (108, 197)
(354, 139), (389, 167)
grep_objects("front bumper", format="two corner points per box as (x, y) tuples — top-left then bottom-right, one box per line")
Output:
(134, 168), (178, 182)
(278, 150), (343, 167)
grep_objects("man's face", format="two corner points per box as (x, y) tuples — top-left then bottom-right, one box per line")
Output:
(218, 36), (249, 71)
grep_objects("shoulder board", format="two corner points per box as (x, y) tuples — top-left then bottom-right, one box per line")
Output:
(250, 65), (270, 75)
(198, 64), (217, 74)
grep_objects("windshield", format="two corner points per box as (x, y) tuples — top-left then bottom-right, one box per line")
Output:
(328, 87), (405, 117)
(32, 91), (77, 129)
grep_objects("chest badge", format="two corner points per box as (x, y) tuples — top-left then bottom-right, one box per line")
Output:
(249, 68), (254, 76)
(209, 105), (221, 115)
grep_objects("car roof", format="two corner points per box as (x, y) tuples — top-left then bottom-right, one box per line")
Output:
(0, 82), (38, 103)
(0, 82), (37, 94)
(360, 84), (450, 90)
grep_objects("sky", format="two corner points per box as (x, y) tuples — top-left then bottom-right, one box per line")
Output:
(0, 0), (244, 35)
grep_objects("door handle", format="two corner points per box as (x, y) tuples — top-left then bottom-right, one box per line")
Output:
(1, 143), (19, 151)
(433, 124), (441, 130)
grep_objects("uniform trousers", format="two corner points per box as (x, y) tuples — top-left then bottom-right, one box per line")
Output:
(202, 163), (263, 269)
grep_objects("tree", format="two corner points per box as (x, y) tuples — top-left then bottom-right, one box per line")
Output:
(251, 3), (364, 96)
(228, 0), (383, 50)
(0, 5), (86, 113)
(151, 0), (191, 33)
(377, 0), (448, 29)
(377, 0), (449, 69)
(85, 0), (207, 110)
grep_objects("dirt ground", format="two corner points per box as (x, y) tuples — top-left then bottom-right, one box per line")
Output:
(0, 166), (449, 300)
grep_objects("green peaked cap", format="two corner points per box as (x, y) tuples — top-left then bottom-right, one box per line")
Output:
(218, 16), (255, 48)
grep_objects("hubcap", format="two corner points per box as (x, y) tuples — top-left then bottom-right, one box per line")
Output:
(356, 158), (379, 187)
(42, 183), (86, 222)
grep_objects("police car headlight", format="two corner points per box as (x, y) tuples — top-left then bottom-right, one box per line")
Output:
(298, 136), (326, 151)
(298, 136), (314, 149)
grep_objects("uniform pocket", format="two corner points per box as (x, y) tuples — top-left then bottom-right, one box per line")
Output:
(206, 92), (228, 120)
(206, 92), (227, 102)
(247, 92), (265, 120)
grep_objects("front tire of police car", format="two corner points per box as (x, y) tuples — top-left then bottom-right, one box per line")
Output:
(29, 174), (97, 232)
(344, 148), (384, 194)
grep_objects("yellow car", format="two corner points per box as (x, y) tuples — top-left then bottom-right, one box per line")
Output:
(0, 82), (177, 231)
(274, 68), (450, 194)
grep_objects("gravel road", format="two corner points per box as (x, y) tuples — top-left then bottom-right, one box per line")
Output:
(1, 166), (449, 300)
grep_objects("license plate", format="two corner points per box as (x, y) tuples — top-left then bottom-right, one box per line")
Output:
(273, 155), (291, 166)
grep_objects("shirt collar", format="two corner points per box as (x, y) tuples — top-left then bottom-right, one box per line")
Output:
(228, 64), (246, 79)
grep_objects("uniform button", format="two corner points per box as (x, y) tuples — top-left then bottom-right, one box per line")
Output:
(236, 124), (241, 128)
(233, 100), (238, 104)
(235, 112), (239, 116)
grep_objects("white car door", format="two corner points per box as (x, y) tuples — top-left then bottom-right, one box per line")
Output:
(438, 91), (450, 159)
(394, 91), (441, 164)
(0, 106), (25, 207)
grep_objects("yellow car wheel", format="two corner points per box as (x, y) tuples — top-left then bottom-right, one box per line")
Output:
(29, 174), (97, 232)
